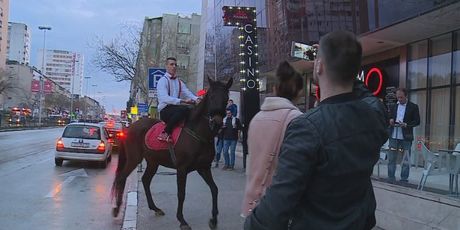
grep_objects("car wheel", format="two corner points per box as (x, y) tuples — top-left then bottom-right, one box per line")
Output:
(55, 158), (63, 166)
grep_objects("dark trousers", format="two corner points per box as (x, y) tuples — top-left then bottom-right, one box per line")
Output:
(160, 105), (190, 134)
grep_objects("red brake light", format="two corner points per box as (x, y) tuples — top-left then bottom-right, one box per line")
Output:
(97, 141), (106, 153)
(56, 138), (64, 151)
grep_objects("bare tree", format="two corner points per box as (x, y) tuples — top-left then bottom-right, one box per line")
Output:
(0, 69), (15, 96)
(92, 24), (140, 82)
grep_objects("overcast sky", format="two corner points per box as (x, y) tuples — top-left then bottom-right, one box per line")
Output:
(9, 0), (202, 114)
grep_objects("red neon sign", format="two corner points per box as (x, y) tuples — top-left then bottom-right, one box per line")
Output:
(314, 67), (384, 101)
(364, 67), (383, 96)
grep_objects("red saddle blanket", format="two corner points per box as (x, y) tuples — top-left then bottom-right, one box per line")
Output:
(145, 122), (183, 151)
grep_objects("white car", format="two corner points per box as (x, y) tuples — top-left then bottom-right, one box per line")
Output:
(55, 122), (112, 168)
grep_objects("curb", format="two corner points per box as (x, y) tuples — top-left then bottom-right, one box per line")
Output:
(121, 164), (141, 230)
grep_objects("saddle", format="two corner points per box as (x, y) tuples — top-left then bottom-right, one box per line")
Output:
(145, 122), (183, 151)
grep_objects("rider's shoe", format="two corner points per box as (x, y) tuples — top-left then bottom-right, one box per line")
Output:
(157, 132), (171, 142)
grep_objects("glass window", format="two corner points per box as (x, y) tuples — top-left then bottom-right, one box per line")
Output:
(455, 86), (460, 146)
(410, 90), (426, 144)
(430, 34), (452, 87)
(178, 22), (191, 34)
(429, 88), (450, 151)
(454, 31), (460, 84)
(408, 40), (428, 89)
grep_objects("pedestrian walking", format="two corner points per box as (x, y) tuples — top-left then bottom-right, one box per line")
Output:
(222, 109), (241, 170)
(244, 30), (389, 230)
(214, 128), (224, 168)
(241, 61), (303, 217)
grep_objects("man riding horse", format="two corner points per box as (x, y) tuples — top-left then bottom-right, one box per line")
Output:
(157, 57), (201, 142)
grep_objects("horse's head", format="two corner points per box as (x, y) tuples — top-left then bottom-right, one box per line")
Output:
(205, 77), (233, 130)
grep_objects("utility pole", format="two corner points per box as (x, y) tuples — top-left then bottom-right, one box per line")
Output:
(38, 26), (51, 126)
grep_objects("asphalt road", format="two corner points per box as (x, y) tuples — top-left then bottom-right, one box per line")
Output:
(0, 128), (124, 230)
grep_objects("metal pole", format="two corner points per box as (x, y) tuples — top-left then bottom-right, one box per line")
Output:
(70, 75), (74, 119)
(38, 26), (51, 126)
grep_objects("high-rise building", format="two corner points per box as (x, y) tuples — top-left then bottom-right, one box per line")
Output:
(7, 22), (31, 65)
(133, 13), (201, 107)
(37, 49), (84, 96)
(0, 0), (10, 70)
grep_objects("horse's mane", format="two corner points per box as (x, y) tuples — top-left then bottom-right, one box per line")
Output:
(189, 93), (209, 123)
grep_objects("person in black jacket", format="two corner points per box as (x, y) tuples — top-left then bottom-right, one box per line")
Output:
(244, 30), (389, 230)
(221, 109), (242, 170)
(388, 88), (420, 182)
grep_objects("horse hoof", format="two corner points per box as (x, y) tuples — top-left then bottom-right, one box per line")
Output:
(155, 209), (165, 216)
(180, 224), (192, 230)
(112, 207), (119, 217)
(209, 218), (217, 229)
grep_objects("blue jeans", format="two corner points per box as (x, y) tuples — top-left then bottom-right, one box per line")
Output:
(223, 139), (237, 167)
(215, 138), (223, 162)
(388, 138), (412, 181)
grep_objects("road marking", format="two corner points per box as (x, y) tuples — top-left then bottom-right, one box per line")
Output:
(45, 168), (88, 198)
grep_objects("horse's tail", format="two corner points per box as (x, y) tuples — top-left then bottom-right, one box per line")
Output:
(111, 140), (127, 217)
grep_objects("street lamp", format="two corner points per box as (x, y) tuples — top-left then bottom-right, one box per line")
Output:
(84, 76), (91, 118)
(38, 26), (52, 126)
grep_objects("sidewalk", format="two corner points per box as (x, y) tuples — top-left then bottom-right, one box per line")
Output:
(122, 142), (385, 230)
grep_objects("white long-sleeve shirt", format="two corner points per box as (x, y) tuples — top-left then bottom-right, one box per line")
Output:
(157, 72), (198, 112)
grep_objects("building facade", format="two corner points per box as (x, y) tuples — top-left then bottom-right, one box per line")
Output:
(0, 0), (9, 70)
(1, 63), (34, 109)
(132, 13), (201, 109)
(37, 49), (84, 96)
(201, 0), (460, 228)
(7, 22), (31, 65)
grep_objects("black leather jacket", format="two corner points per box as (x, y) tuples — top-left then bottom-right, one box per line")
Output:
(244, 82), (389, 230)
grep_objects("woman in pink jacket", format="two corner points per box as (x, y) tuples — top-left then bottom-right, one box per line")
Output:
(241, 61), (304, 217)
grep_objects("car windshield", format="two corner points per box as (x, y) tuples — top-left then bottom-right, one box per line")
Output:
(63, 126), (101, 139)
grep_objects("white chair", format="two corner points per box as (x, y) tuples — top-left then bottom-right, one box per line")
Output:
(376, 140), (389, 177)
(417, 141), (449, 191)
(447, 143), (460, 195)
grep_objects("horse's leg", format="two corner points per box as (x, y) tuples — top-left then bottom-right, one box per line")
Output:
(197, 168), (219, 229)
(112, 142), (142, 217)
(142, 160), (165, 216)
(176, 170), (191, 230)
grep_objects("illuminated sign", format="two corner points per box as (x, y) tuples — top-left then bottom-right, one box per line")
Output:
(223, 5), (260, 127)
(316, 67), (384, 99)
(364, 68), (383, 96)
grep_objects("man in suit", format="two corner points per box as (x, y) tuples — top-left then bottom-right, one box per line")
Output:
(388, 88), (420, 183)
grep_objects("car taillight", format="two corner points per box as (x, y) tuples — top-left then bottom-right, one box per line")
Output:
(116, 131), (126, 139)
(97, 141), (106, 153)
(56, 138), (65, 151)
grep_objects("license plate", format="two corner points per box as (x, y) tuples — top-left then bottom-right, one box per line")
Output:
(71, 142), (90, 148)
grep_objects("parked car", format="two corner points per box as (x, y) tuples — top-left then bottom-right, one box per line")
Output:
(54, 122), (112, 168)
(99, 121), (126, 150)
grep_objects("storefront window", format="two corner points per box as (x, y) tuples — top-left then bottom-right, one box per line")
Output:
(408, 40), (427, 89)
(455, 31), (460, 84)
(410, 90), (426, 143)
(429, 88), (450, 150)
(455, 86), (460, 146)
(430, 34), (452, 87)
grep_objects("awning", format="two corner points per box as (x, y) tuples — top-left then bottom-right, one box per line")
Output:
(359, 1), (460, 56)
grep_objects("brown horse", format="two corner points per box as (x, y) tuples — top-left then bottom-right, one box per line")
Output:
(112, 77), (232, 230)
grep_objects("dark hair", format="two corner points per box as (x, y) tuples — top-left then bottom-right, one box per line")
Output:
(396, 88), (408, 96)
(275, 61), (304, 101)
(318, 30), (362, 83)
(166, 57), (177, 62)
